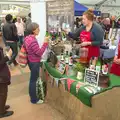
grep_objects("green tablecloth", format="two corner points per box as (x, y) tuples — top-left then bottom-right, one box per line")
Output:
(44, 62), (120, 107)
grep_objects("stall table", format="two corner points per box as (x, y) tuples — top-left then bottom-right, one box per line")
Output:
(41, 62), (120, 120)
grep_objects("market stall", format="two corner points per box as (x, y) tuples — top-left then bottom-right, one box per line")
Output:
(41, 61), (120, 120)
(38, 1), (120, 119)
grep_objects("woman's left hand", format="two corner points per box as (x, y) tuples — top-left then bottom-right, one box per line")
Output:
(80, 42), (91, 47)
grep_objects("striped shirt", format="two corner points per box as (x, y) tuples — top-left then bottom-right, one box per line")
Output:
(24, 35), (48, 62)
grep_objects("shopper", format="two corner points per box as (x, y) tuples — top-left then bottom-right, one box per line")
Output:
(24, 22), (49, 104)
(15, 17), (24, 48)
(65, 9), (104, 63)
(25, 13), (32, 37)
(0, 46), (13, 118)
(12, 18), (17, 24)
(102, 18), (111, 39)
(96, 17), (105, 30)
(2, 14), (18, 66)
(1, 18), (6, 46)
(116, 18), (120, 28)
(110, 15), (117, 28)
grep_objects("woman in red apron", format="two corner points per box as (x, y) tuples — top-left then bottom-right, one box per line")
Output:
(65, 9), (104, 64)
(110, 41), (120, 76)
(79, 9), (100, 63)
(79, 30), (100, 63)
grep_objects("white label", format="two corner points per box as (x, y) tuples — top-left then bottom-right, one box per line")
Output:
(96, 66), (101, 72)
(77, 72), (83, 80)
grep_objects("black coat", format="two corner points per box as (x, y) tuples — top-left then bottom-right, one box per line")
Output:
(0, 47), (11, 85)
(2, 22), (18, 42)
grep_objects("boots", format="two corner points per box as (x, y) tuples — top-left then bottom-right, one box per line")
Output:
(0, 85), (14, 118)
(0, 111), (14, 118)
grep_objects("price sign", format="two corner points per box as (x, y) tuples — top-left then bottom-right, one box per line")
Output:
(84, 69), (99, 86)
(56, 61), (66, 74)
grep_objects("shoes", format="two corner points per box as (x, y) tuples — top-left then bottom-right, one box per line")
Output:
(5, 105), (10, 110)
(0, 111), (14, 118)
(13, 61), (18, 66)
(37, 99), (44, 104)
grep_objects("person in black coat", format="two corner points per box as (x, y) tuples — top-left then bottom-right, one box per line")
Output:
(116, 18), (120, 28)
(2, 14), (18, 66)
(0, 47), (14, 118)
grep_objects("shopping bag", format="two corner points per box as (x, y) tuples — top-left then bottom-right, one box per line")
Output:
(36, 77), (46, 100)
(17, 45), (28, 68)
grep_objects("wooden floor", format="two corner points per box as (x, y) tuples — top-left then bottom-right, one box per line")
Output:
(0, 37), (66, 120)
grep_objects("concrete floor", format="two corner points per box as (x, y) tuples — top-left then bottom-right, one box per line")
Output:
(0, 37), (66, 120)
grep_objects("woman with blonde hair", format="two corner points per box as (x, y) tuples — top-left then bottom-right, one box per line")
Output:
(65, 9), (104, 64)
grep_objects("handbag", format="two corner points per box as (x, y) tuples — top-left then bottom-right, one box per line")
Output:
(17, 43), (28, 68)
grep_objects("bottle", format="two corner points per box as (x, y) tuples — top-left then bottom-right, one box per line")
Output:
(89, 57), (95, 70)
(46, 31), (49, 37)
(79, 47), (88, 64)
(65, 51), (69, 64)
(61, 49), (64, 61)
(102, 64), (108, 75)
(69, 52), (73, 66)
(95, 58), (101, 72)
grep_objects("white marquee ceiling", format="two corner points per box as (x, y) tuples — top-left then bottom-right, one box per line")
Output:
(1, 0), (120, 16)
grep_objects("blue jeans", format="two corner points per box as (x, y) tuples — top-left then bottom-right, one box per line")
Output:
(6, 42), (18, 65)
(28, 62), (40, 103)
(18, 36), (24, 48)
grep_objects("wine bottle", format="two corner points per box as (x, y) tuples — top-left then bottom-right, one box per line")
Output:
(95, 58), (101, 72)
(69, 52), (73, 66)
(89, 57), (95, 70)
(65, 51), (69, 64)
(61, 49), (64, 61)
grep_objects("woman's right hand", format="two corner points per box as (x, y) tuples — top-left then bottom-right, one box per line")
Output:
(44, 36), (50, 43)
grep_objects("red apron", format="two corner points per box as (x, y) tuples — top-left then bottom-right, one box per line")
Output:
(110, 43), (120, 76)
(79, 30), (100, 63)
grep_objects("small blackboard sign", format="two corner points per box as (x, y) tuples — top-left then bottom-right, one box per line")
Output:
(84, 69), (99, 86)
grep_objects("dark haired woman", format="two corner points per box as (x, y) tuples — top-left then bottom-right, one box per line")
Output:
(0, 47), (13, 118)
(117, 18), (120, 28)
(24, 22), (49, 104)
(65, 9), (104, 64)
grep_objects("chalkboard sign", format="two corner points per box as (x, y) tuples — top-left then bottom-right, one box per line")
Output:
(84, 69), (99, 86)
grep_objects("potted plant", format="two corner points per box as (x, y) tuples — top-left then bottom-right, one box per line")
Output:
(74, 62), (85, 80)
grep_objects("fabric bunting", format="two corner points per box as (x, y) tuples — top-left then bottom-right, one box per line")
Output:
(42, 61), (120, 107)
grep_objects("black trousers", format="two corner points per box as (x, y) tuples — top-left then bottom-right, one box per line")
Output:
(0, 84), (8, 114)
(6, 42), (18, 65)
